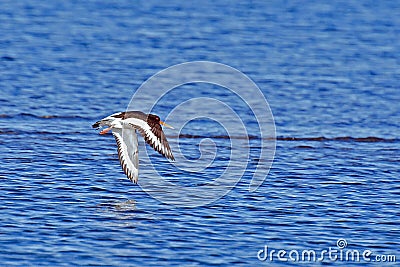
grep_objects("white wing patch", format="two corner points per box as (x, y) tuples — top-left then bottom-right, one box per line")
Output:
(112, 128), (139, 183)
(121, 118), (174, 160)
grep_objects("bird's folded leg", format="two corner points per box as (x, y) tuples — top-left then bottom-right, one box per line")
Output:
(100, 127), (111, 135)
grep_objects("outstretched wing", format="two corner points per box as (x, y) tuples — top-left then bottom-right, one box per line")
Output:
(112, 127), (139, 183)
(121, 117), (174, 160)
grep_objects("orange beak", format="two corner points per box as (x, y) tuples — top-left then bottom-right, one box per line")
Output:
(99, 127), (111, 135)
(160, 121), (174, 129)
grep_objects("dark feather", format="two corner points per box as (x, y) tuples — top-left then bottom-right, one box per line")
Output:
(146, 114), (174, 160)
(92, 121), (101, 129)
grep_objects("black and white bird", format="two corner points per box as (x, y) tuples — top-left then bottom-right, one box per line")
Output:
(92, 111), (174, 183)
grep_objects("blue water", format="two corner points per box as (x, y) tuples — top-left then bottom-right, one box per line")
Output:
(1, 0), (400, 266)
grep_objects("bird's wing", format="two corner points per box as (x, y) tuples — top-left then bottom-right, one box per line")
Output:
(121, 118), (174, 160)
(112, 127), (139, 183)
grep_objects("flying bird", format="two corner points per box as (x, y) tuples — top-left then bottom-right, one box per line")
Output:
(92, 111), (174, 183)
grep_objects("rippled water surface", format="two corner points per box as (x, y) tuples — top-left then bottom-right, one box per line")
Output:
(1, 1), (400, 266)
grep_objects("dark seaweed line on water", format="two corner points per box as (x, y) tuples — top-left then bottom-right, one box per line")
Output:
(276, 136), (399, 143)
(176, 134), (399, 143)
(0, 113), (89, 119)
(0, 130), (398, 143)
